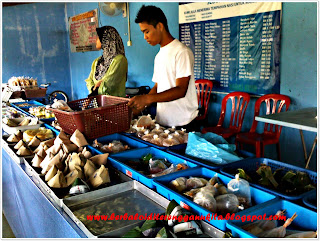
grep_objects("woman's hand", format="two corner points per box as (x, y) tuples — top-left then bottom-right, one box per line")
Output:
(93, 80), (103, 90)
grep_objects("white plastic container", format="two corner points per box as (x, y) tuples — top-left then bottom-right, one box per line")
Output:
(2, 117), (43, 134)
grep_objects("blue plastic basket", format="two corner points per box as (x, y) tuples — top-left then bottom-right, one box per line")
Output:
(220, 158), (317, 200)
(167, 144), (255, 170)
(226, 199), (318, 238)
(11, 100), (55, 122)
(107, 147), (198, 189)
(153, 167), (277, 231)
(89, 133), (149, 155)
(302, 190), (317, 210)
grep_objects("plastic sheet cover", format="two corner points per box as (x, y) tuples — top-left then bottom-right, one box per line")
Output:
(185, 132), (242, 165)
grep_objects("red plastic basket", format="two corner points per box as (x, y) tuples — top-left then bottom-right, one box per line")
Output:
(49, 95), (132, 139)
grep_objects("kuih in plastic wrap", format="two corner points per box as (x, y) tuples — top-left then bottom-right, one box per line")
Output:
(141, 130), (153, 142)
(150, 134), (163, 146)
(172, 131), (184, 144)
(149, 158), (167, 174)
(186, 177), (208, 189)
(215, 194), (242, 215)
(193, 191), (217, 212)
(227, 174), (252, 208)
(136, 114), (153, 128)
(242, 210), (285, 236)
(162, 135), (180, 147)
(159, 129), (170, 139)
(170, 177), (187, 193)
(285, 231), (317, 238)
(257, 213), (297, 238)
(51, 99), (73, 111)
(199, 184), (218, 196)
(149, 163), (188, 178)
(150, 124), (165, 135)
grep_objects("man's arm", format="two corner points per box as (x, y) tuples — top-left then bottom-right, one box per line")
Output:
(148, 83), (158, 95)
(128, 76), (190, 111)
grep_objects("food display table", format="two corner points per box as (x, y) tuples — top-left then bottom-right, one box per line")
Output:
(1, 103), (317, 238)
(2, 146), (85, 238)
(255, 107), (317, 169)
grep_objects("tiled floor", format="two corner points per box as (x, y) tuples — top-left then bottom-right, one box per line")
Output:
(2, 213), (15, 238)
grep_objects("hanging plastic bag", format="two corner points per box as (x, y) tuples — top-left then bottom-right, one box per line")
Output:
(227, 174), (252, 208)
(185, 132), (241, 165)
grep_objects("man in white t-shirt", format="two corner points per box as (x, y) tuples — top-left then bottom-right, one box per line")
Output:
(128, 5), (199, 130)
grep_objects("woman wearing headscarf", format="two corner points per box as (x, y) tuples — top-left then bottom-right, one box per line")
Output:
(85, 26), (128, 97)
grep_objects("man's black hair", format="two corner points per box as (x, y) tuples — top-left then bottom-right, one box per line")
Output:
(135, 5), (169, 33)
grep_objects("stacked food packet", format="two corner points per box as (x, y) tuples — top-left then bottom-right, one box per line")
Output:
(127, 115), (188, 147)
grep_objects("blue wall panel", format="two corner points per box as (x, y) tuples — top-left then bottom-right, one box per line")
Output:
(66, 2), (179, 100)
(2, 3), (72, 99)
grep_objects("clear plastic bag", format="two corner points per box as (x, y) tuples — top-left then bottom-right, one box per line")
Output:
(149, 158), (167, 174)
(193, 191), (217, 212)
(51, 99), (73, 111)
(170, 177), (187, 192)
(136, 114), (153, 128)
(162, 135), (180, 147)
(149, 164), (175, 178)
(136, 127), (146, 138)
(215, 194), (242, 215)
(141, 130), (153, 142)
(172, 131), (184, 144)
(242, 210), (285, 236)
(185, 132), (241, 165)
(257, 213), (297, 238)
(150, 124), (165, 135)
(227, 174), (252, 207)
(200, 184), (218, 197)
(186, 177), (208, 189)
(150, 134), (163, 146)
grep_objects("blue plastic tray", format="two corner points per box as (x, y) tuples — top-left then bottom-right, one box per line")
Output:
(152, 167), (277, 231)
(302, 190), (317, 210)
(220, 157), (317, 200)
(108, 147), (198, 189)
(90, 133), (149, 155)
(167, 144), (255, 170)
(11, 100), (55, 122)
(226, 198), (318, 238)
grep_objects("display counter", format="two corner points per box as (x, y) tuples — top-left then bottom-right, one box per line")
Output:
(2, 146), (85, 238)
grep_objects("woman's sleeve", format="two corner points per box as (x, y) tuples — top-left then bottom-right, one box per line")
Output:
(84, 60), (96, 93)
(98, 55), (128, 96)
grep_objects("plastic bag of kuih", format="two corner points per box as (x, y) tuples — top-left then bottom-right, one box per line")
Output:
(185, 132), (241, 165)
(227, 174), (252, 208)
